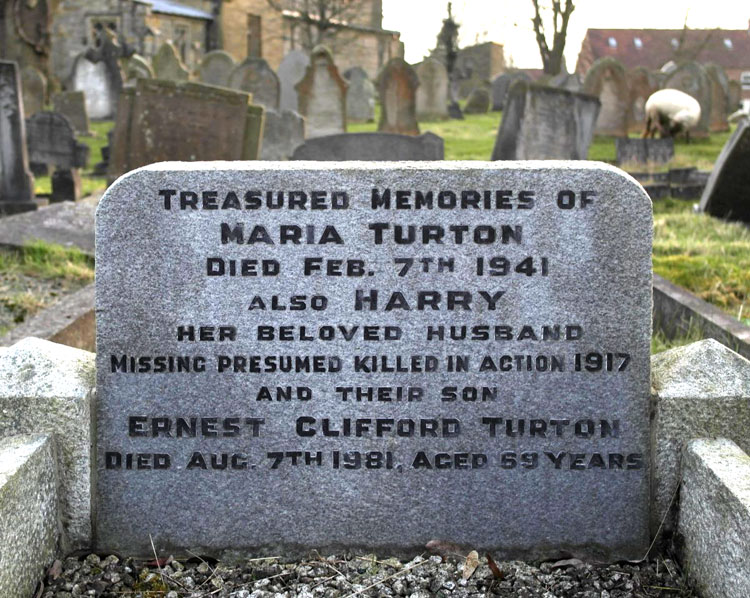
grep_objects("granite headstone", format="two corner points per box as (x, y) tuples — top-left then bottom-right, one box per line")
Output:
(296, 46), (347, 138)
(344, 67), (375, 122)
(377, 58), (420, 136)
(152, 42), (189, 82)
(583, 57), (629, 137)
(229, 57), (280, 109)
(415, 59), (449, 119)
(0, 61), (36, 215)
(260, 108), (305, 160)
(95, 161), (652, 561)
(290, 132), (444, 160)
(698, 118), (750, 223)
(492, 81), (601, 160)
(199, 51), (236, 88)
(278, 50), (309, 113)
(53, 91), (91, 136)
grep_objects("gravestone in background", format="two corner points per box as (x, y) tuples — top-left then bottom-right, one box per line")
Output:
(415, 58), (449, 120)
(728, 80), (741, 112)
(492, 81), (601, 160)
(615, 138), (674, 165)
(26, 112), (89, 202)
(278, 50), (309, 113)
(291, 131), (444, 160)
(199, 51), (236, 88)
(627, 67), (659, 134)
(698, 118), (750, 224)
(53, 91), (91, 136)
(344, 67), (375, 122)
(152, 43), (189, 82)
(583, 57), (629, 136)
(296, 46), (347, 138)
(107, 79), (264, 183)
(491, 71), (530, 111)
(126, 55), (154, 81)
(21, 66), (46, 117)
(550, 72), (582, 93)
(260, 109), (305, 160)
(95, 161), (652, 561)
(663, 62), (711, 137)
(0, 61), (36, 215)
(464, 87), (490, 114)
(705, 63), (729, 133)
(377, 57), (419, 135)
(72, 55), (114, 119)
(229, 57), (280, 109)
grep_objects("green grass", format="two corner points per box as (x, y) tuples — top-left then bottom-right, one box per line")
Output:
(33, 120), (113, 197)
(0, 240), (94, 283)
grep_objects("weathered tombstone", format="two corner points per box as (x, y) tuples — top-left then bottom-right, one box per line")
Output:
(492, 81), (601, 160)
(108, 79), (264, 183)
(415, 58), (449, 119)
(344, 67), (375, 122)
(705, 63), (730, 133)
(464, 87), (490, 114)
(291, 132), (444, 160)
(25, 112), (89, 202)
(229, 57), (281, 109)
(583, 57), (630, 136)
(698, 118), (750, 223)
(199, 51), (236, 88)
(0, 61), (36, 215)
(95, 160), (653, 560)
(491, 71), (530, 111)
(20, 66), (46, 117)
(377, 57), (419, 135)
(296, 46), (347, 138)
(663, 62), (712, 137)
(71, 55), (115, 119)
(278, 50), (309, 113)
(728, 80), (742, 111)
(627, 67), (660, 134)
(53, 91), (91, 136)
(79, 28), (129, 117)
(152, 42), (189, 82)
(126, 55), (154, 81)
(260, 109), (305, 160)
(615, 138), (674, 165)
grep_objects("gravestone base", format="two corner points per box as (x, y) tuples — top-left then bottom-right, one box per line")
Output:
(51, 169), (81, 203)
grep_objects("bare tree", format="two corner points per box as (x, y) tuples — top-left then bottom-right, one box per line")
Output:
(672, 15), (718, 62)
(266, 0), (372, 53)
(530, 0), (574, 76)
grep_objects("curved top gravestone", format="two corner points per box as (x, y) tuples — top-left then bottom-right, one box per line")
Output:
(290, 131), (444, 160)
(94, 161), (653, 562)
(377, 57), (419, 136)
(229, 57), (280, 109)
(126, 55), (154, 81)
(72, 55), (114, 120)
(627, 67), (659, 134)
(278, 50), (310, 112)
(152, 42), (189, 82)
(491, 71), (530, 111)
(415, 58), (449, 119)
(663, 62), (711, 136)
(296, 46), (347, 138)
(344, 67), (375, 122)
(26, 112), (89, 169)
(199, 51), (236, 88)
(583, 57), (629, 136)
(704, 63), (729, 133)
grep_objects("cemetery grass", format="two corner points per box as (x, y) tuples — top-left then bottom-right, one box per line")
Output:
(0, 240), (94, 335)
(33, 120), (113, 197)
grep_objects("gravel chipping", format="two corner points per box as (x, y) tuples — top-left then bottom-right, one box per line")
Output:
(37, 550), (699, 598)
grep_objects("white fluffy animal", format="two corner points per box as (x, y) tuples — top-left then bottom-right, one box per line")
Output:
(643, 89), (701, 140)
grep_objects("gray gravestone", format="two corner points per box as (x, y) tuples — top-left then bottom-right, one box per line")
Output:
(21, 66), (46, 117)
(491, 71), (530, 111)
(464, 87), (490, 114)
(583, 57), (629, 136)
(698, 118), (750, 223)
(627, 67), (659, 134)
(278, 51), (309, 113)
(296, 46), (347, 138)
(126, 55), (154, 81)
(415, 59), (449, 119)
(72, 55), (114, 120)
(291, 132), (444, 160)
(616, 138), (674, 165)
(0, 61), (36, 215)
(344, 67), (375, 122)
(199, 51), (236, 88)
(53, 91), (91, 136)
(229, 57), (280, 109)
(260, 108), (305, 160)
(663, 62), (711, 137)
(152, 42), (189, 82)
(95, 161), (652, 561)
(377, 58), (420, 136)
(492, 81), (601, 160)
(705, 63), (729, 133)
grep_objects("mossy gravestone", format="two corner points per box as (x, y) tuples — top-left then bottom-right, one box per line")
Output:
(95, 162), (652, 560)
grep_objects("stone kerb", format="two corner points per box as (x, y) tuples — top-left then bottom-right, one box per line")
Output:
(650, 339), (750, 535)
(95, 161), (652, 560)
(0, 338), (96, 550)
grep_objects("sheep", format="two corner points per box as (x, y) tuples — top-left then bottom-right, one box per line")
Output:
(643, 89), (701, 141)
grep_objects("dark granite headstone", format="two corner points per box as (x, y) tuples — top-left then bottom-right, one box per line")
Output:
(492, 81), (601, 160)
(583, 57), (629, 136)
(296, 46), (347, 138)
(52, 91), (91, 136)
(0, 61), (36, 215)
(290, 132), (444, 160)
(108, 79), (264, 183)
(95, 161), (652, 561)
(615, 138), (674, 165)
(229, 58), (280, 109)
(698, 119), (750, 223)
